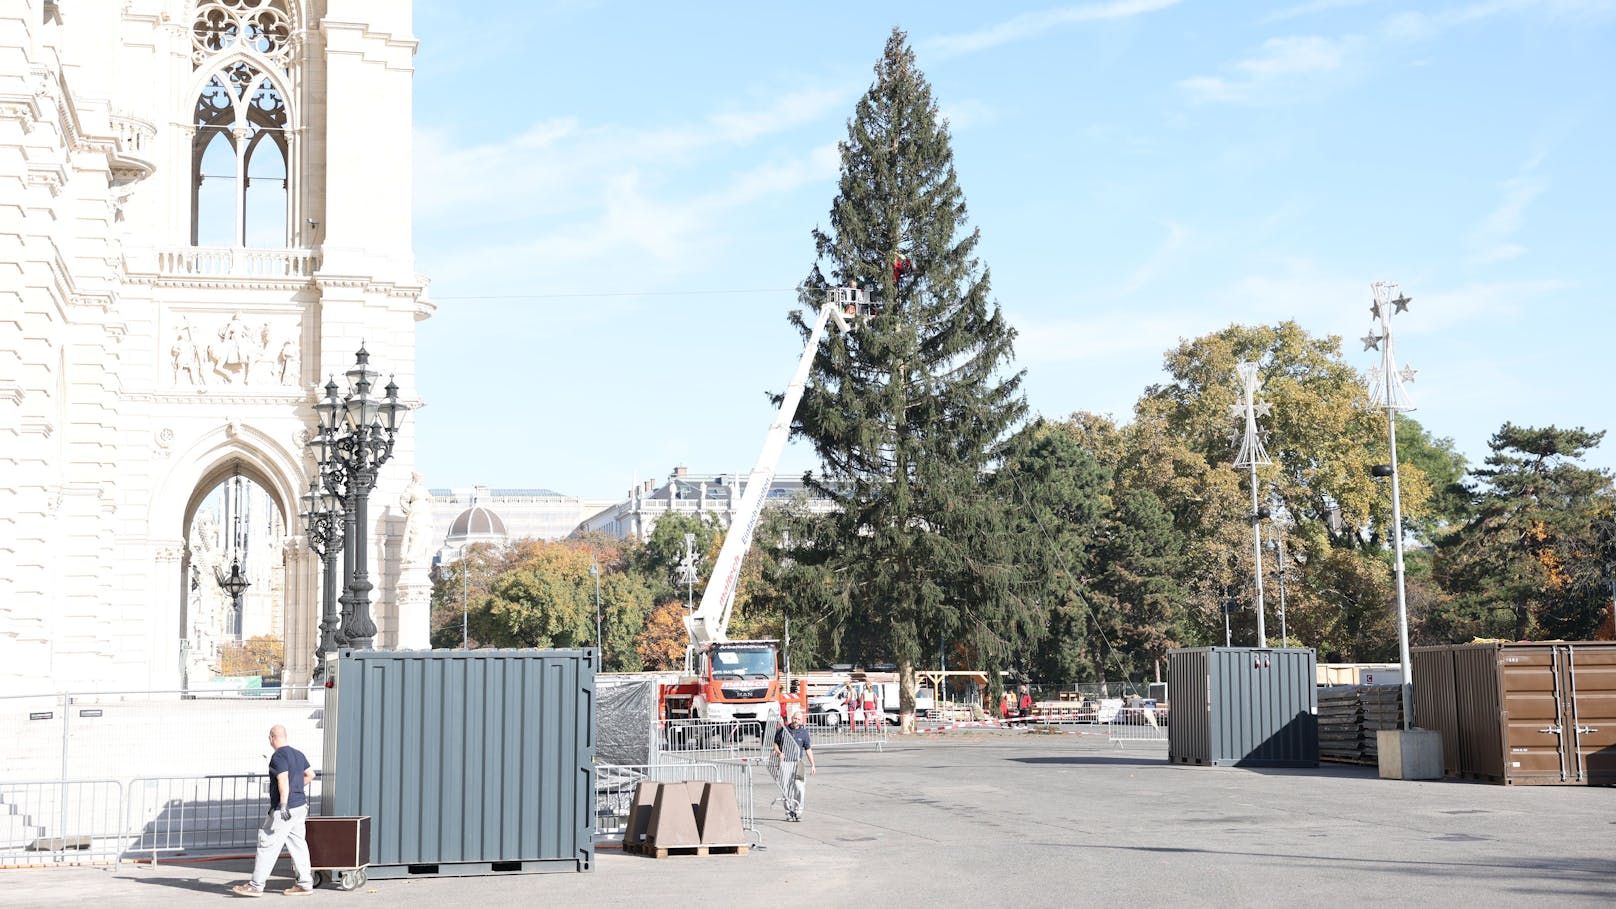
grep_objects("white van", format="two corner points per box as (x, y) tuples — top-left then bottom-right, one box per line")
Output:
(810, 681), (935, 726)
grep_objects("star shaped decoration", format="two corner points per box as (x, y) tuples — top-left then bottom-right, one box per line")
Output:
(1228, 403), (1245, 420)
(1370, 302), (1382, 320)
(1392, 294), (1411, 314)
(1399, 365), (1418, 384)
(1361, 332), (1383, 351)
(1254, 401), (1273, 418)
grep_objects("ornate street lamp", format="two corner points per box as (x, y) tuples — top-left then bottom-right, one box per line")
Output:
(307, 344), (408, 650)
(1363, 282), (1418, 729)
(216, 557), (250, 639)
(1230, 361), (1274, 645)
(300, 475), (344, 669)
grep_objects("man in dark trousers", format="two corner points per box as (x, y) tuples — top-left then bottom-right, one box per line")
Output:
(771, 707), (816, 822)
(232, 724), (315, 896)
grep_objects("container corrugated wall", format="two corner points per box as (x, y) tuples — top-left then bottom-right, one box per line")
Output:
(1168, 647), (1317, 767)
(323, 649), (596, 876)
(1412, 641), (1616, 786)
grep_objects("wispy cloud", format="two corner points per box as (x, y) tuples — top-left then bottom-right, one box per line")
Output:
(1013, 309), (1203, 364)
(926, 0), (1182, 59)
(1384, 0), (1616, 39)
(1179, 35), (1359, 104)
(1260, 0), (1385, 24)
(1189, 0), (1612, 106)
(1117, 221), (1189, 294)
(1468, 174), (1547, 263)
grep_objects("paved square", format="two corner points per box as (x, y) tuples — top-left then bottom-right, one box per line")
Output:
(6, 732), (1613, 907)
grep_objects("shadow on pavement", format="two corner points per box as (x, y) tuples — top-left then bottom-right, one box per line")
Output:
(1009, 755), (1166, 767)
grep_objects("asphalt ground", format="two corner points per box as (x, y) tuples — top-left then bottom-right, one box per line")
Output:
(5, 729), (1614, 908)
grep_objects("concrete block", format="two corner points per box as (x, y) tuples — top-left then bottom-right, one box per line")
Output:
(645, 782), (702, 849)
(625, 781), (660, 847)
(694, 782), (745, 846)
(1377, 728), (1444, 780)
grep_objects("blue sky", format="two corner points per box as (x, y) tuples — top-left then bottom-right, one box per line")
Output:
(410, 0), (1614, 500)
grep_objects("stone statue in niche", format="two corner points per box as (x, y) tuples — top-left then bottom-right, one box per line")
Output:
(171, 320), (205, 385)
(275, 336), (300, 385)
(207, 311), (257, 384)
(399, 471), (435, 568)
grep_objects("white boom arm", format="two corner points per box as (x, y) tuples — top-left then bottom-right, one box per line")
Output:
(684, 291), (858, 646)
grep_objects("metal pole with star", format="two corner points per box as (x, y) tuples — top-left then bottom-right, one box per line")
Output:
(1363, 282), (1418, 730)
(1231, 361), (1273, 646)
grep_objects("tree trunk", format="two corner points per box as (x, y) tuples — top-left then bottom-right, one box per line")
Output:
(899, 656), (916, 734)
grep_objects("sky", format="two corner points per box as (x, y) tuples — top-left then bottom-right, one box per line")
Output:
(409, 0), (1615, 501)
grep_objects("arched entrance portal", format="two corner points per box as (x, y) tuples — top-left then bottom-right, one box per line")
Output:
(180, 459), (290, 690)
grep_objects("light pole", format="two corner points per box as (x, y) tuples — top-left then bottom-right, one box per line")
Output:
(300, 476), (344, 671)
(1231, 361), (1273, 645)
(590, 560), (602, 661)
(461, 543), (471, 649)
(308, 344), (407, 650)
(1270, 501), (1290, 648)
(1363, 282), (1418, 730)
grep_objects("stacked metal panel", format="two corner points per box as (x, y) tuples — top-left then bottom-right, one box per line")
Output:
(322, 649), (596, 877)
(1167, 647), (1318, 768)
(1317, 686), (1404, 764)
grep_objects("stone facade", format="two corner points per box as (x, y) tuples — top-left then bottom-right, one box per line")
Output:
(0, 0), (430, 695)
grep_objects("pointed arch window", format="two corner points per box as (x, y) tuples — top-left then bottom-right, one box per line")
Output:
(189, 1), (295, 248)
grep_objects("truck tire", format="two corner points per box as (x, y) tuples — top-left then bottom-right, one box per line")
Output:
(824, 710), (842, 727)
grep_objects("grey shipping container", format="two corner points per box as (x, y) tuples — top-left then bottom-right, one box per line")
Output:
(322, 649), (595, 877)
(1167, 647), (1318, 767)
(1411, 641), (1616, 785)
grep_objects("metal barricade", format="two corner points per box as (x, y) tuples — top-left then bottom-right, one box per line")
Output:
(124, 774), (324, 859)
(1107, 706), (1169, 747)
(593, 762), (725, 843)
(803, 711), (888, 751)
(0, 779), (124, 867)
(658, 720), (769, 760)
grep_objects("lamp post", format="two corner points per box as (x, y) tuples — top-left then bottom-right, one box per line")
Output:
(307, 344), (408, 651)
(1363, 282), (1418, 730)
(461, 543), (470, 649)
(300, 476), (344, 670)
(1231, 361), (1274, 645)
(590, 560), (602, 661)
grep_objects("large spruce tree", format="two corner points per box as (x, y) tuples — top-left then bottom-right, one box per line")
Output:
(787, 29), (1026, 728)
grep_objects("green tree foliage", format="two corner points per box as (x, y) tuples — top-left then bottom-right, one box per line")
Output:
(1433, 424), (1614, 641)
(600, 570), (654, 672)
(429, 541), (500, 648)
(633, 511), (722, 602)
(988, 420), (1109, 686)
(785, 29), (1027, 722)
(470, 539), (598, 648)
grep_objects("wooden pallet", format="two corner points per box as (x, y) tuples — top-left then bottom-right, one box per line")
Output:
(626, 842), (749, 858)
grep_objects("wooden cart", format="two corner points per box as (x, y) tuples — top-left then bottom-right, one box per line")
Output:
(305, 815), (371, 891)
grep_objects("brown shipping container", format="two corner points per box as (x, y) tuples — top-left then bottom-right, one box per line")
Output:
(1411, 641), (1616, 785)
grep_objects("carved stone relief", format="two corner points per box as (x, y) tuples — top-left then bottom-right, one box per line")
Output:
(170, 313), (301, 388)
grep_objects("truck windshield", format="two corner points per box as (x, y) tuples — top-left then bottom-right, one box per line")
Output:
(711, 647), (775, 679)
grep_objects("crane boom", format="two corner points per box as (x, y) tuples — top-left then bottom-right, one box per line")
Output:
(684, 292), (856, 646)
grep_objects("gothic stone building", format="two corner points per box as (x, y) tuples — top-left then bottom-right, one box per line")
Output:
(1, 0), (431, 695)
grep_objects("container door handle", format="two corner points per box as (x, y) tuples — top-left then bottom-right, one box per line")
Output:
(1576, 725), (1597, 734)
(1539, 725), (1563, 734)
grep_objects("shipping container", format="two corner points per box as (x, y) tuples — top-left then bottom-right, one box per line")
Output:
(1411, 641), (1616, 785)
(1168, 647), (1317, 767)
(322, 649), (596, 877)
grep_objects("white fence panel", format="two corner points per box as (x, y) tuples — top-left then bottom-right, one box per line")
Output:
(0, 780), (124, 867)
(1107, 706), (1168, 747)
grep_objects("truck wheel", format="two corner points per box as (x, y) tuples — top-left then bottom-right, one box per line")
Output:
(824, 710), (842, 727)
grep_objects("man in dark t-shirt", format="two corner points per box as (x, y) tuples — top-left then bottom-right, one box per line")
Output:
(771, 708), (816, 821)
(232, 725), (315, 897)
